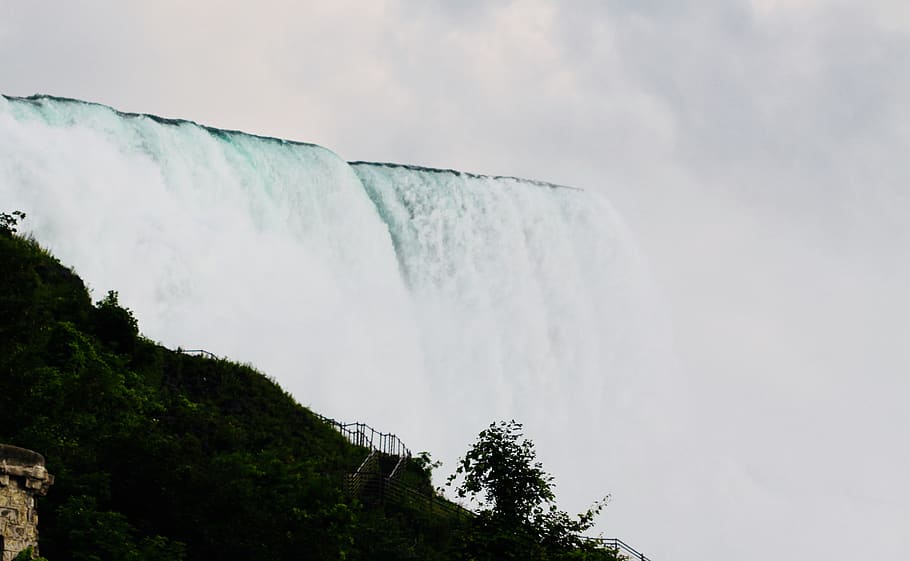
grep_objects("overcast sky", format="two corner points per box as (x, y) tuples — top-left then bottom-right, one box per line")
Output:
(3, 1), (909, 559)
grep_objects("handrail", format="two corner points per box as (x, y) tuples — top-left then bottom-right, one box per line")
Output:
(369, 476), (473, 519)
(581, 537), (651, 561)
(176, 348), (221, 360)
(388, 455), (408, 482)
(347, 450), (380, 496)
(315, 413), (412, 460)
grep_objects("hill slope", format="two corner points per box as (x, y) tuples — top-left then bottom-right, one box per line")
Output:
(0, 226), (461, 561)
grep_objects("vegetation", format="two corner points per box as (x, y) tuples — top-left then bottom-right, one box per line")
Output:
(13, 547), (49, 561)
(0, 210), (26, 235)
(449, 421), (616, 561)
(0, 213), (619, 561)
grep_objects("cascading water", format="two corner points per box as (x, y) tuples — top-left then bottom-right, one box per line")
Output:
(0, 95), (685, 553)
(352, 162), (674, 451)
(0, 94), (427, 429)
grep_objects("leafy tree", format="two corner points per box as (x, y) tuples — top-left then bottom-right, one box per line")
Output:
(92, 291), (139, 354)
(449, 420), (615, 561)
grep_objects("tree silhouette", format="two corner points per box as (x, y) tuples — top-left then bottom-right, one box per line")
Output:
(449, 420), (615, 561)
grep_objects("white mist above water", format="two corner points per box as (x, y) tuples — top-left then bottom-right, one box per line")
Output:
(0, 95), (687, 555)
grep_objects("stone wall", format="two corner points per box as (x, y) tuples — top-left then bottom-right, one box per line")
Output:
(0, 445), (53, 561)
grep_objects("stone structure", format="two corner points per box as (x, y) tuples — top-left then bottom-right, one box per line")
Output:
(0, 445), (53, 561)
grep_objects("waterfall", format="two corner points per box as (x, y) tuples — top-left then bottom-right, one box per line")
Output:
(0, 94), (682, 548)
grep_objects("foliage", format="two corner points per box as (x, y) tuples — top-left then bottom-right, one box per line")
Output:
(91, 291), (139, 354)
(411, 451), (443, 493)
(0, 210), (26, 235)
(449, 420), (616, 561)
(55, 495), (185, 561)
(450, 420), (556, 523)
(0, 220), (623, 561)
(0, 227), (413, 561)
(12, 547), (49, 561)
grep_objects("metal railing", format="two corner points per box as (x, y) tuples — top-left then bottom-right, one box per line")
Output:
(176, 348), (221, 360)
(582, 537), (651, 561)
(347, 450), (380, 496)
(315, 413), (411, 460)
(388, 454), (408, 481)
(359, 475), (474, 520)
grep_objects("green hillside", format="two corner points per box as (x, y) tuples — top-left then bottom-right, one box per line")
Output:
(0, 214), (618, 561)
